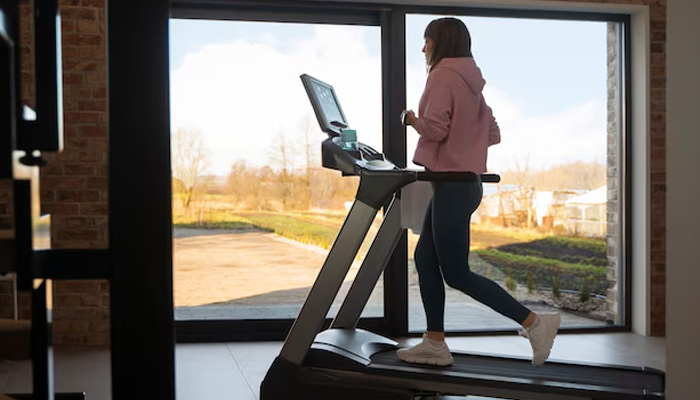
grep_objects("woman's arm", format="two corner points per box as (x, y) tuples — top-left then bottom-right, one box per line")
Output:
(410, 70), (455, 142)
(486, 104), (501, 146)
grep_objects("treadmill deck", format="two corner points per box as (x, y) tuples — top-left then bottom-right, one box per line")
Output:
(367, 350), (664, 399)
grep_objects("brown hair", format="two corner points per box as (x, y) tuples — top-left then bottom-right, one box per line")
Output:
(424, 17), (473, 68)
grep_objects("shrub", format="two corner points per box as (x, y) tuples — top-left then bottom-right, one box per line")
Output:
(552, 266), (561, 298)
(527, 269), (535, 293)
(496, 236), (607, 267)
(506, 268), (517, 292)
(474, 249), (607, 295)
(579, 275), (592, 303)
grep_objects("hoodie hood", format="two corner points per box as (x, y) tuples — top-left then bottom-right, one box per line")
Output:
(433, 57), (485, 94)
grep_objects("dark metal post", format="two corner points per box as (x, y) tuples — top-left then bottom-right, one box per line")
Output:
(381, 9), (408, 337)
(108, 1), (175, 399)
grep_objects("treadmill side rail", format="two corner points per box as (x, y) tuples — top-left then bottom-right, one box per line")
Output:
(331, 196), (403, 329)
(279, 200), (378, 365)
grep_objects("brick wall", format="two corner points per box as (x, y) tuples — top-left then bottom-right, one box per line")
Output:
(46, 0), (109, 346)
(606, 22), (621, 325)
(647, 0), (667, 337)
(0, 181), (11, 231)
(0, 0), (667, 345)
(0, 176), (15, 317)
(0, 0), (110, 346)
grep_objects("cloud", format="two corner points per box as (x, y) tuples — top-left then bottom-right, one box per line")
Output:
(485, 88), (607, 172)
(405, 66), (606, 172)
(170, 25), (382, 176)
(171, 23), (606, 177)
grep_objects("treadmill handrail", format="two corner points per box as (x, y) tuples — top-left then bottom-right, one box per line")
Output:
(355, 169), (500, 209)
(413, 170), (500, 183)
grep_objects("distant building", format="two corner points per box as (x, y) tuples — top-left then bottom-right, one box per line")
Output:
(564, 186), (607, 237)
(474, 184), (606, 237)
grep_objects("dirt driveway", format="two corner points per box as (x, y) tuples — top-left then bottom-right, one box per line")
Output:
(173, 228), (604, 327)
(174, 228), (345, 307)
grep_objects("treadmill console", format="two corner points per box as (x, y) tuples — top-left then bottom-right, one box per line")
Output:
(301, 74), (396, 174)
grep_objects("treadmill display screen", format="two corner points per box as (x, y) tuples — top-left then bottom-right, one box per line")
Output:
(314, 83), (345, 129)
(301, 74), (348, 137)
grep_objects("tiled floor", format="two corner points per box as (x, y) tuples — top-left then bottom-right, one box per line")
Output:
(0, 332), (665, 400)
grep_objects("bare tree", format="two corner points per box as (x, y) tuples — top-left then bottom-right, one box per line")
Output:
(227, 160), (249, 207)
(267, 129), (294, 208)
(301, 115), (319, 173)
(269, 128), (295, 174)
(502, 161), (606, 191)
(509, 155), (536, 228)
(172, 127), (211, 208)
(298, 116), (319, 210)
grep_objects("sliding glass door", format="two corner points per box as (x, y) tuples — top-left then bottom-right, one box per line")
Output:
(168, 9), (386, 340)
(405, 13), (627, 334)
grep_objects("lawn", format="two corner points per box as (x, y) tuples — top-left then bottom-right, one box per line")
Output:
(174, 209), (608, 295)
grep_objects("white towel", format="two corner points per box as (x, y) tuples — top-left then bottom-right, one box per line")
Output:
(400, 181), (433, 234)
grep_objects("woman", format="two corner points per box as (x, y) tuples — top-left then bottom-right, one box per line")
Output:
(398, 17), (560, 367)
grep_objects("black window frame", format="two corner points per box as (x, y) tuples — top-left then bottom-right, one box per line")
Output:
(170, 0), (390, 343)
(167, 0), (632, 342)
(398, 8), (632, 337)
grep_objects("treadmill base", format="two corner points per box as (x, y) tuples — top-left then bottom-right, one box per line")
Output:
(261, 356), (414, 400)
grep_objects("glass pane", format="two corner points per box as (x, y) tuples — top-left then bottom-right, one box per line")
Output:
(169, 19), (383, 321)
(406, 14), (620, 332)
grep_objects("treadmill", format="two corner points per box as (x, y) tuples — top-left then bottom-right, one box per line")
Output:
(260, 74), (665, 400)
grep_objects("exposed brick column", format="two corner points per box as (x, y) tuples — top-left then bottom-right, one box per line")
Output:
(606, 22), (620, 325)
(35, 0), (109, 346)
(0, 1), (34, 323)
(0, 180), (14, 319)
(648, 0), (667, 336)
(45, 0), (109, 346)
(0, 179), (12, 231)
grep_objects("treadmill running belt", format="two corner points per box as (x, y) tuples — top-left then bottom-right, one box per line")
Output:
(370, 350), (664, 398)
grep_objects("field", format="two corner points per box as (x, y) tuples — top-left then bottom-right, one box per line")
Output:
(174, 209), (608, 297)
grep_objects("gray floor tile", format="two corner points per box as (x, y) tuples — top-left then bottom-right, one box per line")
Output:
(225, 342), (282, 400)
(53, 348), (111, 399)
(0, 357), (31, 395)
(0, 361), (17, 393)
(176, 343), (257, 400)
(0, 348), (111, 399)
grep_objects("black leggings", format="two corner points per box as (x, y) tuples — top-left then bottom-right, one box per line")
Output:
(415, 180), (531, 332)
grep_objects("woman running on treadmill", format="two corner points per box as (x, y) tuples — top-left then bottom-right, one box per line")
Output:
(397, 17), (560, 367)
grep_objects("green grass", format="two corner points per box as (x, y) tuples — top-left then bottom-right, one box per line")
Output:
(475, 248), (605, 275)
(475, 248), (607, 294)
(173, 212), (261, 230)
(495, 236), (607, 267)
(173, 210), (341, 249)
(241, 213), (340, 249)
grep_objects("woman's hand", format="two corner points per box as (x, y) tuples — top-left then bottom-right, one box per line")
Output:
(400, 109), (417, 126)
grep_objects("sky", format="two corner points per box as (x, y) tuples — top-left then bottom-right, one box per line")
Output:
(169, 15), (610, 176)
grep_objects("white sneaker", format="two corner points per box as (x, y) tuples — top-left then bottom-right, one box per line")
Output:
(519, 312), (561, 366)
(396, 334), (454, 366)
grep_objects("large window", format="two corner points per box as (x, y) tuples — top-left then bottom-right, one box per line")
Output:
(169, 19), (384, 322)
(167, 1), (630, 340)
(405, 14), (624, 332)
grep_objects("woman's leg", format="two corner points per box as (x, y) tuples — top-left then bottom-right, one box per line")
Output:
(414, 200), (447, 334)
(399, 180), (559, 366)
(431, 181), (531, 325)
(396, 201), (454, 366)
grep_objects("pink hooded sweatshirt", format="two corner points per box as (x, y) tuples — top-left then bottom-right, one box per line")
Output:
(412, 57), (500, 174)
